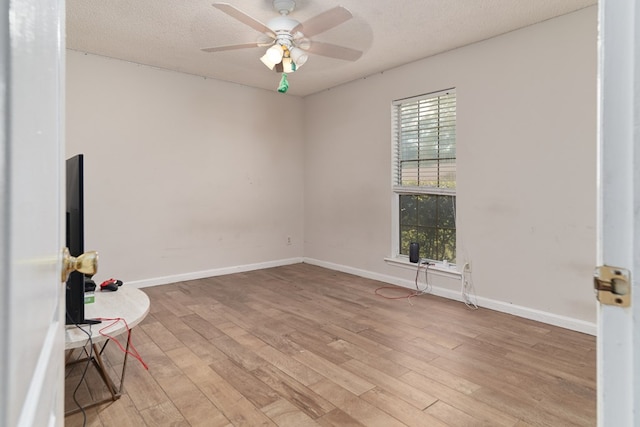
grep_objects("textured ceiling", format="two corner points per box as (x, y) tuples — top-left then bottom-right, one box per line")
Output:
(66, 0), (596, 96)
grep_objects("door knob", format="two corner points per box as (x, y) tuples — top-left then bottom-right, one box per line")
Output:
(61, 247), (98, 282)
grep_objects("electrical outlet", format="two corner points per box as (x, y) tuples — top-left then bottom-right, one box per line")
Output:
(286, 236), (292, 245)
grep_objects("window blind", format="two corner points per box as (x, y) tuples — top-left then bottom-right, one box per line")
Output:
(393, 90), (456, 190)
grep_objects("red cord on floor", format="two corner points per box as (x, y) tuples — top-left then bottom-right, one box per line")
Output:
(374, 286), (420, 302)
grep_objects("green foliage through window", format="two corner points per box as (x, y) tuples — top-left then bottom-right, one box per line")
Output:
(399, 194), (456, 262)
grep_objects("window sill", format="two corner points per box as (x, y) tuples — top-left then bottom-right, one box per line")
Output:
(384, 257), (462, 278)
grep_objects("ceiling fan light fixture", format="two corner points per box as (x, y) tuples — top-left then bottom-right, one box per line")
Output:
(290, 47), (308, 67)
(205, 1), (364, 92)
(282, 56), (296, 73)
(265, 44), (284, 63)
(260, 52), (278, 70)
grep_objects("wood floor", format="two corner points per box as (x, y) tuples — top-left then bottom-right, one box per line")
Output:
(64, 263), (596, 426)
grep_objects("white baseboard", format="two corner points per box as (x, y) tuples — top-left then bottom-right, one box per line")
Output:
(303, 257), (597, 336)
(126, 257), (304, 289)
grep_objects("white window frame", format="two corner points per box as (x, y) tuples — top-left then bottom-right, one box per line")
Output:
(390, 88), (457, 268)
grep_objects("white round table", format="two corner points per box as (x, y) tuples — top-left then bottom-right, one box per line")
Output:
(65, 285), (150, 349)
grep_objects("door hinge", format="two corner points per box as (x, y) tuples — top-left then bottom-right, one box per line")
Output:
(594, 265), (630, 307)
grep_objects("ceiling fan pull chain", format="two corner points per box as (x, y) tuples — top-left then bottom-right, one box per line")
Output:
(278, 73), (289, 93)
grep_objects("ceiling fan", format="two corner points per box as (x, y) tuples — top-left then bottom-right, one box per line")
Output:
(201, 0), (363, 91)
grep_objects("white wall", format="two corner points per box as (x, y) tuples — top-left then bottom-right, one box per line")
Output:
(303, 7), (597, 330)
(66, 6), (597, 331)
(66, 51), (305, 284)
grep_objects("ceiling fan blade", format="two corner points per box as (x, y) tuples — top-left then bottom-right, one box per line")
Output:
(201, 42), (266, 53)
(306, 41), (362, 61)
(212, 3), (275, 38)
(292, 6), (353, 37)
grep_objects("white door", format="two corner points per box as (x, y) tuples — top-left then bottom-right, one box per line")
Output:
(597, 0), (639, 425)
(0, 0), (66, 426)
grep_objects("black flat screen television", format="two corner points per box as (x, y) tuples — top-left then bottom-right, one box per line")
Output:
(65, 154), (99, 325)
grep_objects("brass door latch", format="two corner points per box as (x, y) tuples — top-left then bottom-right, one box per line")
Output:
(594, 265), (630, 307)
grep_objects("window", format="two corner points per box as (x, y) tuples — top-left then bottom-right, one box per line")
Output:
(393, 89), (456, 263)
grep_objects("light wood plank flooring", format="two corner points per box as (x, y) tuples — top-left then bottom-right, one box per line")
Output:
(65, 263), (596, 426)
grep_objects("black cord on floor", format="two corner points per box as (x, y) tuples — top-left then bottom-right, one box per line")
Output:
(67, 312), (93, 427)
